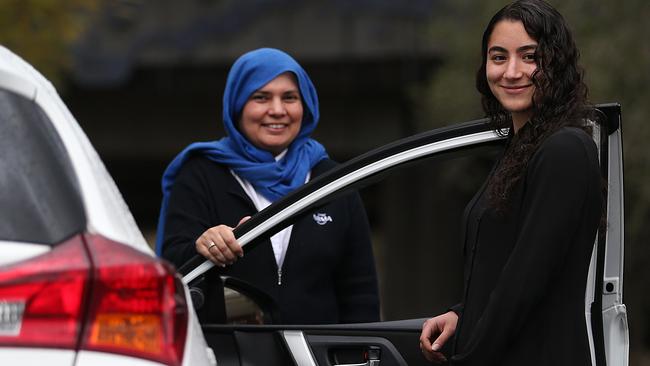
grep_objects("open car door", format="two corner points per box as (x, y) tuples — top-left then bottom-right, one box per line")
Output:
(180, 104), (628, 366)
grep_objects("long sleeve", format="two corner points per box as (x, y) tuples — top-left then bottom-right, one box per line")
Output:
(161, 157), (254, 269)
(452, 129), (601, 365)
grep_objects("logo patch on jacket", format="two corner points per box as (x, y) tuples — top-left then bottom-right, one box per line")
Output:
(312, 213), (333, 225)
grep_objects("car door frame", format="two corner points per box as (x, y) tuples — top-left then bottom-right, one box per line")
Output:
(181, 104), (627, 366)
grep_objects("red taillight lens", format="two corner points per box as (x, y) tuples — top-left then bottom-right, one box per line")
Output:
(81, 234), (188, 366)
(0, 235), (90, 348)
(0, 234), (188, 365)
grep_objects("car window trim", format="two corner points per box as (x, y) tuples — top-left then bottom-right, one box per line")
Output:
(183, 129), (502, 284)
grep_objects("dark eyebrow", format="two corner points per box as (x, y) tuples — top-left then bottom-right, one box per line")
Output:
(517, 44), (537, 53)
(488, 44), (538, 53)
(253, 89), (299, 95)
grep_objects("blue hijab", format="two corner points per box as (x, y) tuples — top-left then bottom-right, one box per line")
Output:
(155, 48), (328, 255)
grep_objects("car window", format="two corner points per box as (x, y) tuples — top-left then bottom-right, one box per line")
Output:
(201, 140), (503, 325)
(0, 88), (85, 244)
(360, 143), (502, 320)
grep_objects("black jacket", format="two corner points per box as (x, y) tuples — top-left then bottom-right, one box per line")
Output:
(161, 156), (380, 324)
(452, 127), (602, 365)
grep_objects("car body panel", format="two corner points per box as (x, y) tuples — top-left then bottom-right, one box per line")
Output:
(0, 348), (76, 365)
(76, 351), (170, 366)
(0, 50), (37, 100)
(0, 242), (49, 267)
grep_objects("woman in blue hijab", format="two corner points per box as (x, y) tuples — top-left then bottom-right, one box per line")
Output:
(157, 48), (380, 324)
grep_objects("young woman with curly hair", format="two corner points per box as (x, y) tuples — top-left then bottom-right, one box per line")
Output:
(420, 1), (602, 365)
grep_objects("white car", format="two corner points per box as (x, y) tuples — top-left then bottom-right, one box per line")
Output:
(0, 47), (215, 365)
(0, 44), (628, 366)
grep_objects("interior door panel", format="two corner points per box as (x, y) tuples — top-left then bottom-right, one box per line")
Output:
(203, 319), (432, 365)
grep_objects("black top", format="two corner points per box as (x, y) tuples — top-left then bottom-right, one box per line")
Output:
(161, 156), (380, 324)
(452, 127), (602, 365)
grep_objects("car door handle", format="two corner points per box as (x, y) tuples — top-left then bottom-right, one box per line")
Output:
(334, 362), (379, 366)
(334, 346), (381, 366)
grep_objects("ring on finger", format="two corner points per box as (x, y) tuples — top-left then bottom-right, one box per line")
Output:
(207, 241), (217, 250)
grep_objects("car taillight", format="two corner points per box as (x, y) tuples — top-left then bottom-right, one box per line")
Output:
(0, 235), (90, 348)
(81, 234), (188, 366)
(0, 234), (188, 366)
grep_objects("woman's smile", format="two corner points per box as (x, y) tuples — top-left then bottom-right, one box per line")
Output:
(262, 123), (290, 131)
(501, 84), (533, 94)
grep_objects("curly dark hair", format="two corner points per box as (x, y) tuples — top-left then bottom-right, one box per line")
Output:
(476, 0), (595, 211)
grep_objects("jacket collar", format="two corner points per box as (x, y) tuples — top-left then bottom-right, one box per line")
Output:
(226, 158), (334, 208)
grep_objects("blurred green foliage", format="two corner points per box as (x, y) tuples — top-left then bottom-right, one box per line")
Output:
(0, 0), (99, 87)
(419, 0), (650, 360)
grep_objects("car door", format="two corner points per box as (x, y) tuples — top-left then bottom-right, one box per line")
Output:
(181, 104), (627, 366)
